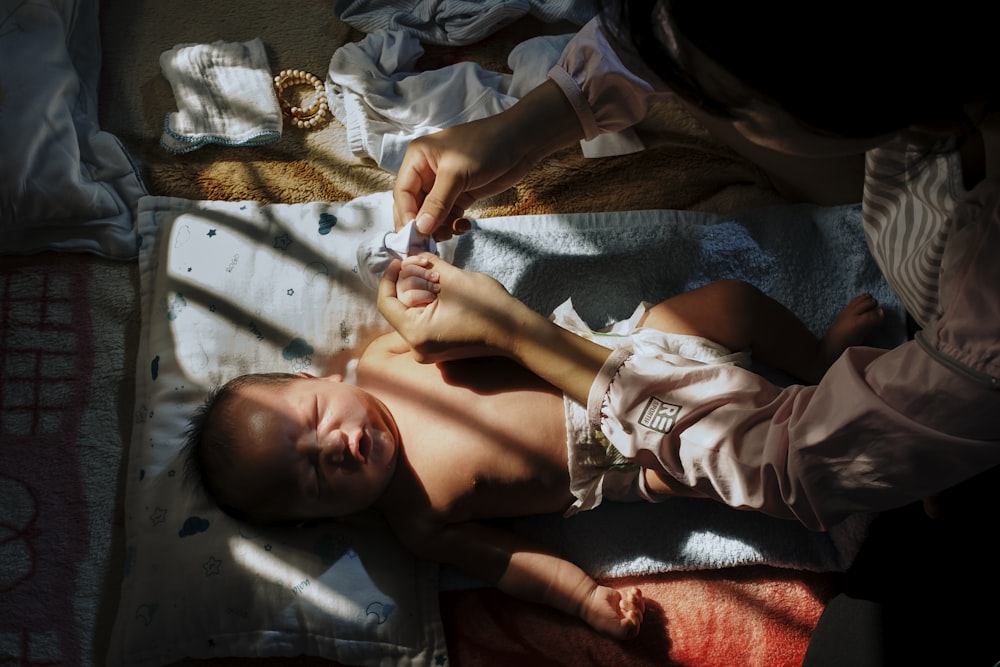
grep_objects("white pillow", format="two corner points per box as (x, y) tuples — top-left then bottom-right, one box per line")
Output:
(110, 193), (448, 666)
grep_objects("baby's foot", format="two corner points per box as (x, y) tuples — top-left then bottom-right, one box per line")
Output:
(397, 255), (440, 308)
(356, 220), (437, 290)
(820, 293), (884, 366)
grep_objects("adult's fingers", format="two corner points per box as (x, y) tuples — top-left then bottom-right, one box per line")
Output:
(393, 161), (426, 230)
(376, 258), (406, 324)
(414, 168), (467, 236)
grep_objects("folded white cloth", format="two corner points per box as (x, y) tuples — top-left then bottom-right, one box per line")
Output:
(159, 38), (282, 153)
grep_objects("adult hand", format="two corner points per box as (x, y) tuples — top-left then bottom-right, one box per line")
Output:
(392, 79), (585, 239)
(380, 253), (613, 404)
(392, 116), (532, 241)
(377, 254), (531, 363)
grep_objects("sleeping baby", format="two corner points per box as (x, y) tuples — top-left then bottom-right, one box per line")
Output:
(183, 255), (883, 639)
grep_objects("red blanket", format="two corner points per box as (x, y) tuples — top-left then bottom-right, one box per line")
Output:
(442, 567), (837, 666)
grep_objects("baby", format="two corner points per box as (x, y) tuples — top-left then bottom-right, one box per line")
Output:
(184, 255), (883, 639)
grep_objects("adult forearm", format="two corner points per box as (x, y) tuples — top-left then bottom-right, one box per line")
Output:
(504, 304), (612, 406)
(591, 343), (1000, 529)
(502, 78), (586, 163)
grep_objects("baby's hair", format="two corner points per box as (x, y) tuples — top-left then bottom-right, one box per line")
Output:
(181, 372), (301, 520)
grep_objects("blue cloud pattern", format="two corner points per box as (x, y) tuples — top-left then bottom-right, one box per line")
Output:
(179, 516), (210, 538)
(318, 213), (337, 235)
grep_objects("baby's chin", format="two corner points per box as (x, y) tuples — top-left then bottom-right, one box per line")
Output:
(371, 400), (403, 467)
(374, 427), (400, 472)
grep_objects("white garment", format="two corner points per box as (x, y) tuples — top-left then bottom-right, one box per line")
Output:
(327, 29), (514, 172)
(326, 30), (642, 173)
(333, 0), (598, 46)
(548, 16), (673, 141)
(159, 39), (282, 154)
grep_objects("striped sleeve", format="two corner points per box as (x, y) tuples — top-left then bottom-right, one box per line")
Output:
(861, 139), (965, 328)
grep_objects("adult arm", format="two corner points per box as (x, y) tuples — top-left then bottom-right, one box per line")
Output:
(592, 183), (1000, 527)
(377, 255), (610, 405)
(380, 256), (1000, 530)
(394, 16), (670, 236)
(590, 342), (1000, 531)
(392, 79), (585, 236)
(556, 15), (865, 205)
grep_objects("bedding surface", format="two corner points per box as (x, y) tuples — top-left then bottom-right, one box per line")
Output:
(0, 253), (137, 665)
(111, 191), (904, 665)
(0, 0), (893, 664)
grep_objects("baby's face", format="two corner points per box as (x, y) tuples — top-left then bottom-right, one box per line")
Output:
(217, 375), (400, 522)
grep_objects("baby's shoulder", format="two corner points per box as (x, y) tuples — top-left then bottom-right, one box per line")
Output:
(383, 504), (450, 558)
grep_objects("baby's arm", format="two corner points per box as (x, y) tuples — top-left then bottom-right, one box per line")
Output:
(499, 541), (644, 640)
(396, 255), (440, 308)
(395, 517), (644, 639)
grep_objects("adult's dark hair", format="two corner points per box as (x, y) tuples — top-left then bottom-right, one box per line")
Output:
(604, 0), (994, 140)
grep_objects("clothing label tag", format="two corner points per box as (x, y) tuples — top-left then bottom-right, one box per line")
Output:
(638, 397), (681, 434)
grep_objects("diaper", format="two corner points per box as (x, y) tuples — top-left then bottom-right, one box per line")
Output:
(563, 394), (652, 516)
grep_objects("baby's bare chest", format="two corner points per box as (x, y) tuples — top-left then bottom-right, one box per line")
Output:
(361, 349), (575, 517)
(400, 391), (573, 519)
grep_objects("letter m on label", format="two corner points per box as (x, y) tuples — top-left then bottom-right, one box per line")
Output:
(638, 397), (680, 434)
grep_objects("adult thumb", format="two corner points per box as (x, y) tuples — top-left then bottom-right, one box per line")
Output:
(414, 178), (462, 236)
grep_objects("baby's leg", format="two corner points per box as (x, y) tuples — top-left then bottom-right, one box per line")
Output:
(639, 280), (883, 384)
(772, 292), (884, 382)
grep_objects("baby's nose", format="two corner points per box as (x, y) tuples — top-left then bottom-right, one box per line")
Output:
(321, 429), (348, 463)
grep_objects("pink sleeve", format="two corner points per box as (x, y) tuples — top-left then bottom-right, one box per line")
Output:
(548, 16), (671, 141)
(588, 344), (1000, 531)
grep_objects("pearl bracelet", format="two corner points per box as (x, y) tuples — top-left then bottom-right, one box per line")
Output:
(274, 69), (329, 130)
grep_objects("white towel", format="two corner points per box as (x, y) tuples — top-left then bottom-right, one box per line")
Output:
(159, 38), (282, 153)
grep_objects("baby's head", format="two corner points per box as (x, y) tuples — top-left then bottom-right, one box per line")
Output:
(183, 371), (400, 524)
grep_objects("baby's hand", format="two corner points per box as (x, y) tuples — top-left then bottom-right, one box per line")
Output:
(396, 255), (440, 308)
(583, 585), (645, 640)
